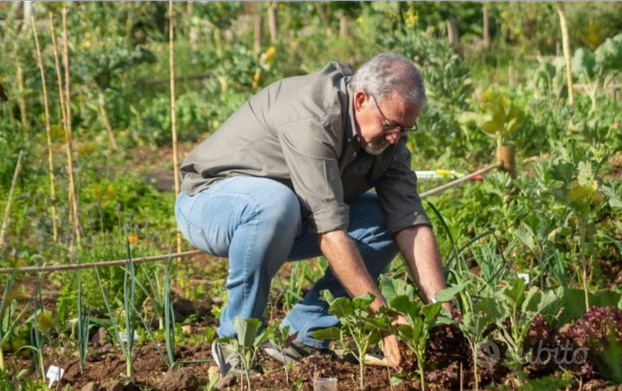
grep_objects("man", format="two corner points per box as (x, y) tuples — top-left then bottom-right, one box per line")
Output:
(175, 53), (450, 376)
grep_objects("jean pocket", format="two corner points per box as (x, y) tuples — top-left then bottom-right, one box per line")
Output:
(175, 206), (217, 255)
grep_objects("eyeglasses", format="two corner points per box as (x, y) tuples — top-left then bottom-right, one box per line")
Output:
(370, 94), (419, 135)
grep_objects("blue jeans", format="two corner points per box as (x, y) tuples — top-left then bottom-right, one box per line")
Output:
(175, 176), (399, 348)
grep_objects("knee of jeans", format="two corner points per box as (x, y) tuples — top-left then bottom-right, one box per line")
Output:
(257, 190), (301, 232)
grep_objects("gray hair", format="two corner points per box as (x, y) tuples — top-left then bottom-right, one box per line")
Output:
(350, 53), (426, 109)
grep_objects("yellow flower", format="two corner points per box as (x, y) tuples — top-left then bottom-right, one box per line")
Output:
(266, 46), (276, 65)
(128, 235), (138, 244)
(404, 9), (418, 29)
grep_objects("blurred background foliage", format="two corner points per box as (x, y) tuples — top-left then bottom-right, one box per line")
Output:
(0, 1), (620, 270)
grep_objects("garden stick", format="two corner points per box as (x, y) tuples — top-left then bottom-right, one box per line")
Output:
(556, 3), (574, 106)
(16, 64), (27, 132)
(421, 144), (516, 198)
(0, 250), (201, 274)
(32, 16), (59, 242)
(0, 151), (24, 248)
(61, 9), (81, 243)
(169, 1), (182, 254)
(50, 12), (79, 242)
(98, 91), (119, 150)
(420, 162), (501, 199)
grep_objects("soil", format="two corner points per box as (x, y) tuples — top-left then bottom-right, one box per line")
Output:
(5, 321), (620, 391)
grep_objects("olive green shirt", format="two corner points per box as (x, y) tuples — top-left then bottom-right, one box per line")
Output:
(180, 62), (430, 234)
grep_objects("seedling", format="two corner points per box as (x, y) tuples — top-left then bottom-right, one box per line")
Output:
(389, 296), (442, 391)
(312, 292), (385, 391)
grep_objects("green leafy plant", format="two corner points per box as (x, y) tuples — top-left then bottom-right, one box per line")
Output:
(478, 278), (558, 385)
(458, 89), (525, 147)
(573, 33), (622, 111)
(219, 316), (268, 387)
(312, 292), (385, 391)
(389, 297), (442, 391)
(94, 232), (139, 378)
(267, 325), (294, 386)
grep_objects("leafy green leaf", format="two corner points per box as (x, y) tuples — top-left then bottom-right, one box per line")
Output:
(328, 297), (354, 318)
(379, 275), (415, 303)
(352, 293), (375, 311)
(601, 185), (622, 209)
(311, 327), (341, 342)
(573, 48), (596, 79)
(435, 282), (470, 302)
(233, 316), (261, 348)
(389, 295), (421, 321)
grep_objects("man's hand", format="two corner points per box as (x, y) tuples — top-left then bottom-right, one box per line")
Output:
(381, 333), (402, 368)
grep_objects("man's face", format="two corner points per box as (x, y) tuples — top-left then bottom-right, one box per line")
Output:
(353, 91), (420, 155)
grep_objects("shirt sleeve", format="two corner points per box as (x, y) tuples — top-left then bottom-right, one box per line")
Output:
(276, 117), (349, 234)
(375, 143), (431, 234)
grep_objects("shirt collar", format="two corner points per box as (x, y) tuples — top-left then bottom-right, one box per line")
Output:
(344, 77), (358, 144)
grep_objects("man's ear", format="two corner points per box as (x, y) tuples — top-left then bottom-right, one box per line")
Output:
(354, 90), (368, 112)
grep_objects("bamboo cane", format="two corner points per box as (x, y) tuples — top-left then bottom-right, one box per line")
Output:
(556, 3), (574, 106)
(62, 9), (81, 244)
(169, 1), (182, 254)
(0, 151), (24, 248)
(0, 250), (202, 275)
(50, 11), (81, 244)
(16, 64), (28, 132)
(31, 16), (59, 242)
(98, 91), (119, 150)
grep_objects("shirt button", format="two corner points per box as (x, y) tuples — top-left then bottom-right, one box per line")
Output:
(353, 152), (357, 157)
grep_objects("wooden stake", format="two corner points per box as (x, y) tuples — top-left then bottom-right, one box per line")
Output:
(483, 2), (491, 50)
(0, 151), (24, 248)
(169, 1), (182, 254)
(556, 3), (574, 106)
(254, 12), (263, 56)
(31, 16), (59, 242)
(50, 11), (81, 244)
(98, 91), (119, 150)
(62, 9), (81, 244)
(268, 2), (278, 43)
(496, 144), (516, 179)
(16, 64), (28, 131)
(447, 19), (462, 57)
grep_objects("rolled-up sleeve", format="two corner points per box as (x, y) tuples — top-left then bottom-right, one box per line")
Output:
(277, 117), (349, 233)
(375, 144), (431, 234)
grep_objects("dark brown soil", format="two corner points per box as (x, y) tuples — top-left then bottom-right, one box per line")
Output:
(5, 322), (619, 391)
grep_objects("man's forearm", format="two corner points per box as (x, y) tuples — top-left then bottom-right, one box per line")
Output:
(318, 229), (386, 311)
(395, 225), (447, 304)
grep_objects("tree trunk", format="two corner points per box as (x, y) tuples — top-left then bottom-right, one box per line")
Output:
(556, 3), (574, 106)
(268, 2), (278, 43)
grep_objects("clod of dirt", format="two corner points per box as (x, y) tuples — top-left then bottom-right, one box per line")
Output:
(91, 327), (111, 347)
(160, 368), (200, 391)
(103, 379), (140, 391)
(104, 381), (124, 391)
(214, 373), (237, 390)
(173, 299), (195, 320)
(81, 382), (102, 391)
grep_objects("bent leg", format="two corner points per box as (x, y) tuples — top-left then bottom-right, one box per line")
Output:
(175, 177), (302, 338)
(283, 192), (399, 348)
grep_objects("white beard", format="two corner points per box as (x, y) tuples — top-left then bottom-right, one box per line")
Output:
(361, 138), (390, 155)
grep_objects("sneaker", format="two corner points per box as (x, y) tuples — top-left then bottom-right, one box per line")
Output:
(262, 340), (338, 364)
(211, 341), (261, 378)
